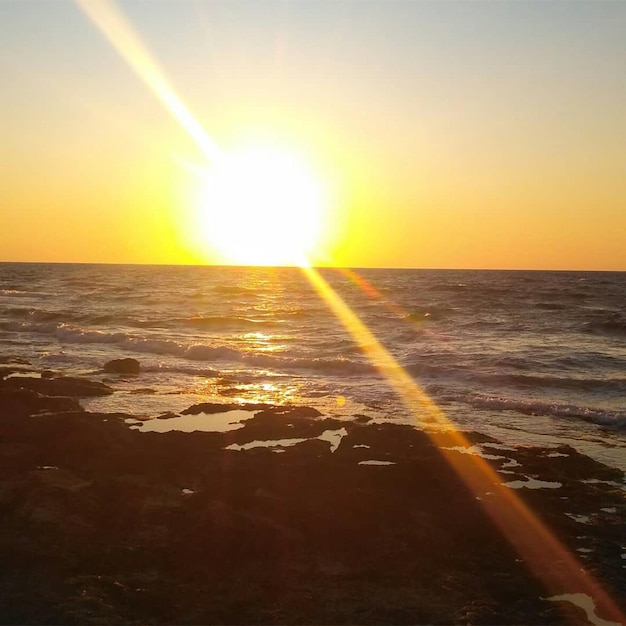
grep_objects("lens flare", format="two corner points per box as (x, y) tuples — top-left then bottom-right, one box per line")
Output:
(75, 0), (221, 163)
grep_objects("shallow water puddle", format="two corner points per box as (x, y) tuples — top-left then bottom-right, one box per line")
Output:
(501, 458), (521, 468)
(442, 445), (505, 461)
(318, 427), (347, 453)
(358, 460), (396, 466)
(503, 478), (562, 489)
(581, 478), (626, 490)
(226, 437), (307, 451)
(547, 593), (621, 626)
(132, 409), (257, 433)
(225, 427), (348, 453)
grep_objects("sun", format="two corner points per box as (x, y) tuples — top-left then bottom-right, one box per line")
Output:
(196, 142), (327, 266)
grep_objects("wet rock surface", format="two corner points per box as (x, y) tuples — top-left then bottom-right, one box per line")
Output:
(0, 375), (624, 625)
(103, 358), (141, 375)
(0, 374), (113, 397)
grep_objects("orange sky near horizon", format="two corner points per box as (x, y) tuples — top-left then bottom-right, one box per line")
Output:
(2, 1), (626, 270)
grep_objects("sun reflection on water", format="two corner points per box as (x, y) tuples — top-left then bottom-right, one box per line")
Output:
(191, 374), (302, 407)
(241, 332), (286, 353)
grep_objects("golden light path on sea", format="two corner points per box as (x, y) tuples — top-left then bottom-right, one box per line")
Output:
(75, 2), (625, 623)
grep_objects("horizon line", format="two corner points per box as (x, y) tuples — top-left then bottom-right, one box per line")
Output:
(0, 260), (625, 273)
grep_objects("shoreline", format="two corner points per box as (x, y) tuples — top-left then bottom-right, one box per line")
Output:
(1, 364), (625, 624)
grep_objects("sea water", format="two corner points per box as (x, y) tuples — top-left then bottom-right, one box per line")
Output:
(1, 263), (625, 470)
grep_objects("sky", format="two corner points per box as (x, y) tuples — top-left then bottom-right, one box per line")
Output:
(2, 0), (626, 269)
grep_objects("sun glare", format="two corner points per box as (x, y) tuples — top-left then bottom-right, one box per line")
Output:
(196, 143), (327, 266)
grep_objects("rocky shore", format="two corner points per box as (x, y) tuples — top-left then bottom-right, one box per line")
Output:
(0, 363), (624, 625)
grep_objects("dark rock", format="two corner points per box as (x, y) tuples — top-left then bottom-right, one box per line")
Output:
(0, 367), (17, 380)
(0, 367), (37, 380)
(103, 358), (141, 374)
(0, 383), (624, 625)
(1, 376), (113, 397)
(277, 405), (322, 418)
(182, 402), (274, 415)
(0, 388), (82, 416)
(181, 402), (322, 418)
(156, 411), (178, 420)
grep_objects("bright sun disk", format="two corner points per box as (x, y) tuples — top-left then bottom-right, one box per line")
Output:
(197, 143), (326, 266)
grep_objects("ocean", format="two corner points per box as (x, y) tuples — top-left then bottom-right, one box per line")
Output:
(1, 262), (625, 471)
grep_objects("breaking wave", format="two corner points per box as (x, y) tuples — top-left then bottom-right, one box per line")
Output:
(454, 393), (626, 430)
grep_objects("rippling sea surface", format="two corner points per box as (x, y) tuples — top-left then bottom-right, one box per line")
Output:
(1, 263), (625, 470)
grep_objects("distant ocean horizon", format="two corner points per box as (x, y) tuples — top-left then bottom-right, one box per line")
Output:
(3, 260), (626, 271)
(1, 262), (625, 471)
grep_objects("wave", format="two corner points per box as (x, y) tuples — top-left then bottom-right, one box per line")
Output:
(0, 309), (281, 332)
(473, 371), (626, 393)
(122, 315), (281, 331)
(405, 360), (626, 394)
(0, 289), (56, 298)
(405, 362), (461, 379)
(0, 319), (374, 375)
(458, 393), (626, 429)
(183, 316), (278, 329)
(583, 320), (626, 337)
(3, 307), (66, 322)
(1, 307), (137, 328)
(141, 363), (221, 377)
(534, 302), (569, 311)
(182, 343), (374, 374)
(211, 284), (256, 295)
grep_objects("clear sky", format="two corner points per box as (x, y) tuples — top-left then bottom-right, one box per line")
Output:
(2, 0), (625, 269)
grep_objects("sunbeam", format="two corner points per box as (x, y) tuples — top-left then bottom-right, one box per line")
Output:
(75, 0), (221, 163)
